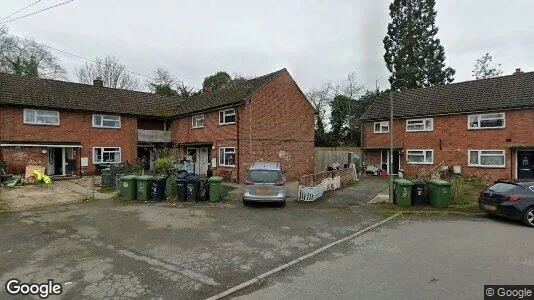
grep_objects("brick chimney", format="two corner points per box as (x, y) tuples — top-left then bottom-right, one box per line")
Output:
(514, 68), (524, 75)
(93, 76), (103, 87)
(202, 85), (212, 93)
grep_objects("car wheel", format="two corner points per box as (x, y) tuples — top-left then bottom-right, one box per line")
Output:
(242, 199), (249, 206)
(522, 207), (534, 227)
(279, 200), (286, 207)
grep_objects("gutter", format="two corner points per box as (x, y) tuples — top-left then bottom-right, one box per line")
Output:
(362, 106), (534, 122)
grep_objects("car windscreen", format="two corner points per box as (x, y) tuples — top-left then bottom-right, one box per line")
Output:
(488, 182), (519, 193)
(246, 170), (282, 183)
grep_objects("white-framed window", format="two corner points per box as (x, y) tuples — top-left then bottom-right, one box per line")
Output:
(23, 109), (59, 125)
(468, 113), (505, 129)
(219, 147), (236, 166)
(406, 149), (434, 164)
(219, 108), (236, 125)
(373, 121), (389, 133)
(92, 114), (121, 128)
(192, 114), (204, 128)
(93, 147), (121, 164)
(406, 118), (433, 132)
(468, 150), (505, 168)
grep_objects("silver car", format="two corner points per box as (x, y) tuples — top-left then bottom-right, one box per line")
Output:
(243, 161), (286, 206)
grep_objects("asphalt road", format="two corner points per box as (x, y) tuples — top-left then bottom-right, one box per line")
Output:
(0, 178), (388, 299)
(234, 215), (534, 300)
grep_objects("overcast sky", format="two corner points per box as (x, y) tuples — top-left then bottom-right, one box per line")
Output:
(2, 0), (534, 93)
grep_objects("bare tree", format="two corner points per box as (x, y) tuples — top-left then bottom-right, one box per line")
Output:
(75, 55), (139, 90)
(307, 81), (334, 124)
(472, 53), (503, 79)
(0, 25), (65, 79)
(146, 67), (195, 97)
(336, 72), (364, 99)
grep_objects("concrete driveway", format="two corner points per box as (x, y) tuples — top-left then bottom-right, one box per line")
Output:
(0, 178), (387, 299)
(235, 215), (534, 300)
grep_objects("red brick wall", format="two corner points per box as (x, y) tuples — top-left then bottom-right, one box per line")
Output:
(362, 109), (534, 181)
(170, 70), (315, 183)
(0, 107), (138, 174)
(170, 108), (239, 179)
(238, 70), (315, 182)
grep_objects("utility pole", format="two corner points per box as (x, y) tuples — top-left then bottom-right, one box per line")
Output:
(389, 92), (394, 203)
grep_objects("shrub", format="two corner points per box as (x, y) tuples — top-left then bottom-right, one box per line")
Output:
(155, 156), (174, 176)
(450, 175), (486, 205)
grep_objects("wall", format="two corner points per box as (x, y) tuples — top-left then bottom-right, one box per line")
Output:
(0, 107), (138, 174)
(138, 119), (167, 131)
(170, 71), (315, 183)
(363, 109), (534, 181)
(238, 70), (315, 182)
(170, 108), (239, 179)
(314, 149), (361, 172)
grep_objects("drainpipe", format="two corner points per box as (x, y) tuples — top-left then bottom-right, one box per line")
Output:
(389, 92), (394, 203)
(236, 108), (240, 183)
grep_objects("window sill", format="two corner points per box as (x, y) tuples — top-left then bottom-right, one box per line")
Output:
(373, 132), (389, 134)
(467, 165), (506, 169)
(92, 126), (121, 129)
(23, 122), (60, 126)
(219, 122), (236, 126)
(406, 162), (434, 165)
(191, 126), (205, 130)
(406, 130), (433, 133)
(468, 127), (505, 130)
(219, 165), (236, 168)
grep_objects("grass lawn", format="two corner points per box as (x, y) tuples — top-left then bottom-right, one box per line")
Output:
(376, 178), (487, 216)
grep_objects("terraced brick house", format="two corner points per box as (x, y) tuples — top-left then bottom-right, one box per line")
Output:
(0, 68), (315, 182)
(361, 69), (534, 182)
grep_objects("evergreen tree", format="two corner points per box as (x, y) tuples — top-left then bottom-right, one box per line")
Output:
(383, 0), (455, 91)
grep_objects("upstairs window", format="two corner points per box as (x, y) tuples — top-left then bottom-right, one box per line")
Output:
(406, 149), (434, 164)
(192, 114), (204, 129)
(468, 113), (505, 129)
(92, 114), (121, 128)
(23, 109), (59, 125)
(373, 121), (389, 133)
(406, 118), (433, 132)
(219, 109), (236, 125)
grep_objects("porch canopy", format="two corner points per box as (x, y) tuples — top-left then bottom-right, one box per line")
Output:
(0, 141), (82, 148)
(361, 146), (403, 151)
(175, 141), (213, 147)
(510, 144), (534, 149)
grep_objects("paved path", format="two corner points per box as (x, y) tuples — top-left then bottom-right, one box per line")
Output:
(0, 180), (386, 299)
(55, 180), (114, 200)
(235, 215), (534, 300)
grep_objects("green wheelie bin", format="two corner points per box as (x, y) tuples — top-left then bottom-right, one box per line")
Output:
(208, 176), (223, 202)
(393, 179), (414, 207)
(136, 175), (153, 201)
(427, 180), (452, 208)
(121, 175), (138, 200)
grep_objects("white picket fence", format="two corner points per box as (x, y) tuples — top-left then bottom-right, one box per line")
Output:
(298, 176), (341, 202)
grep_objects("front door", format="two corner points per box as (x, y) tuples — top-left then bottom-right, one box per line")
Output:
(381, 150), (388, 172)
(381, 150), (400, 175)
(197, 148), (209, 175)
(47, 148), (55, 175)
(517, 151), (534, 179)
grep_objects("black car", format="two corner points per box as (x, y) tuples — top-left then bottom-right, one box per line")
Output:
(479, 180), (534, 227)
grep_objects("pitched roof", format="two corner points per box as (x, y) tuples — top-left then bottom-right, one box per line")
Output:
(0, 72), (184, 118)
(362, 71), (534, 121)
(177, 69), (285, 115)
(0, 69), (285, 118)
